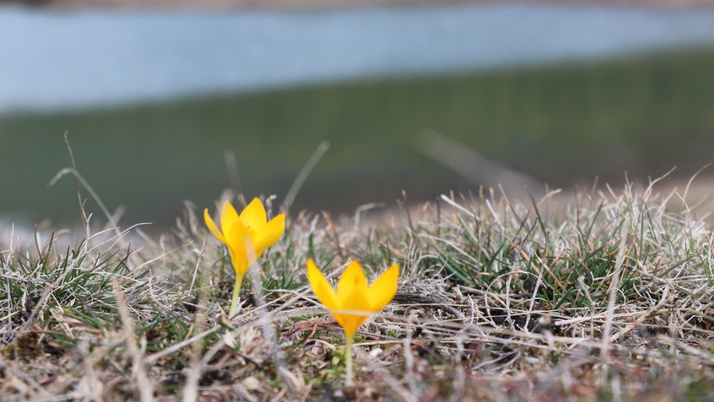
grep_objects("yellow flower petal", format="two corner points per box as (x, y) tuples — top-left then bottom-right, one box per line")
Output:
(367, 264), (399, 312)
(254, 214), (285, 256)
(206, 198), (285, 294)
(224, 215), (252, 256)
(307, 259), (400, 339)
(220, 201), (240, 239)
(306, 259), (339, 310)
(204, 208), (226, 244)
(226, 216), (251, 276)
(333, 285), (371, 338)
(336, 261), (368, 301)
(240, 198), (267, 232)
(228, 245), (249, 277)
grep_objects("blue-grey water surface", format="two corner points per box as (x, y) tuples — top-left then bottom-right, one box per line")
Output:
(2, 3), (714, 114)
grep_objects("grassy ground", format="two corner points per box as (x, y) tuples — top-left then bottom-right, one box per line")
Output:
(2, 175), (714, 401)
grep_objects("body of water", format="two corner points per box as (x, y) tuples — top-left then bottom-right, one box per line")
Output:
(2, 3), (714, 113)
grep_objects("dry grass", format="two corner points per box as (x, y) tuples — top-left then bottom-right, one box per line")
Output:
(2, 178), (714, 401)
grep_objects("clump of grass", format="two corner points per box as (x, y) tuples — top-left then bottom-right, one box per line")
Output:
(2, 179), (714, 400)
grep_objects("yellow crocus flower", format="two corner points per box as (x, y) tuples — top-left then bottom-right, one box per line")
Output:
(307, 258), (399, 385)
(205, 198), (285, 317)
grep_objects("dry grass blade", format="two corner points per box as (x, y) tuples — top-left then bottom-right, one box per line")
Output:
(113, 279), (154, 402)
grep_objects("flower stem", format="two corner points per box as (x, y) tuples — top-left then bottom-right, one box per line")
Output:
(228, 275), (244, 318)
(345, 333), (354, 387)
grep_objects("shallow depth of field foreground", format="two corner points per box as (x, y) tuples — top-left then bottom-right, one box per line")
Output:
(2, 182), (714, 401)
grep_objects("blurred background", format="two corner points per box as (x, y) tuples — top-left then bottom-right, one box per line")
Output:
(2, 0), (714, 232)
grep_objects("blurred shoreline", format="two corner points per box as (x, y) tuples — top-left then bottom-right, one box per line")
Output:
(4, 0), (714, 9)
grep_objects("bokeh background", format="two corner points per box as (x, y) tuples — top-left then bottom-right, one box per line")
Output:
(2, 0), (714, 231)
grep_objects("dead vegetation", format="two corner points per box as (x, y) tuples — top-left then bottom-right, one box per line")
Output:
(2, 178), (714, 401)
